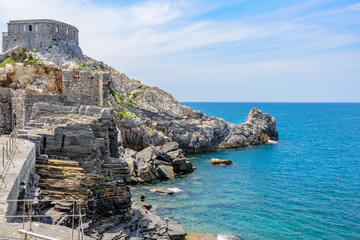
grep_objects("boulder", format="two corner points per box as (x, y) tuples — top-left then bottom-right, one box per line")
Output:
(168, 221), (186, 240)
(154, 188), (175, 195)
(124, 157), (137, 176)
(156, 165), (175, 180)
(143, 203), (152, 210)
(161, 141), (180, 153)
(209, 158), (234, 165)
(173, 158), (194, 173)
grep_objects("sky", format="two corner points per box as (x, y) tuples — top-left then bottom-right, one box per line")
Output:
(0, 0), (359, 102)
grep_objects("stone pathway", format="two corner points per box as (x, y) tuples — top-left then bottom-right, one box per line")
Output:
(0, 221), (92, 240)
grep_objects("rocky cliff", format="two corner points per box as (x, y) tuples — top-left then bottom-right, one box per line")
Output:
(110, 73), (278, 153)
(0, 40), (277, 239)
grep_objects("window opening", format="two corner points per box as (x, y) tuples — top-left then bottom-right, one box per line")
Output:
(23, 25), (26, 32)
(29, 25), (32, 31)
(66, 28), (69, 35)
(56, 25), (59, 33)
(35, 25), (38, 32)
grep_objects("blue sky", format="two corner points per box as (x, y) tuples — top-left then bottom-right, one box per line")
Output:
(0, 0), (359, 102)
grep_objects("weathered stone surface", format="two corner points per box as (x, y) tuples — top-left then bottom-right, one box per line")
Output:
(120, 144), (193, 183)
(173, 158), (194, 173)
(168, 221), (186, 240)
(156, 165), (175, 180)
(111, 74), (278, 153)
(209, 158), (234, 165)
(137, 161), (158, 182)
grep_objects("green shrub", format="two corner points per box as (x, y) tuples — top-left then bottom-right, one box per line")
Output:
(10, 48), (28, 62)
(0, 57), (16, 68)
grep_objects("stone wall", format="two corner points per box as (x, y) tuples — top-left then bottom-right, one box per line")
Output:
(2, 19), (79, 52)
(0, 139), (36, 219)
(62, 70), (109, 107)
(0, 87), (12, 134)
(10, 89), (25, 129)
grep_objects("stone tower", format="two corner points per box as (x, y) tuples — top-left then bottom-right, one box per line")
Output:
(2, 19), (79, 52)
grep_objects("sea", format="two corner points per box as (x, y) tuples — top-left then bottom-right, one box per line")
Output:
(132, 102), (360, 240)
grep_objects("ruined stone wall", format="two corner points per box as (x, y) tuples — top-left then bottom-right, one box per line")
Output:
(62, 70), (109, 107)
(2, 19), (79, 52)
(0, 87), (12, 134)
(23, 94), (64, 124)
(10, 89), (25, 128)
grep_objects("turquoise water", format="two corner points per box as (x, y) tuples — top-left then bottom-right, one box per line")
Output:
(132, 103), (360, 240)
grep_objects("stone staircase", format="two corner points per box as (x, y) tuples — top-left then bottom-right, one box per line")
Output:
(36, 158), (87, 200)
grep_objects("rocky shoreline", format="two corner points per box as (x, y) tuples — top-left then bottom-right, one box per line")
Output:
(0, 39), (278, 239)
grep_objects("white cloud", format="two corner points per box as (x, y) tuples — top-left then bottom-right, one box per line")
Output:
(0, 0), (359, 101)
(349, 3), (360, 10)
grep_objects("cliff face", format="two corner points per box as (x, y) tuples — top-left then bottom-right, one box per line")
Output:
(110, 74), (278, 153)
(0, 39), (277, 239)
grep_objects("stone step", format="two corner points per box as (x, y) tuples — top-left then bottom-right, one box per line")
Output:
(48, 159), (80, 167)
(36, 164), (84, 172)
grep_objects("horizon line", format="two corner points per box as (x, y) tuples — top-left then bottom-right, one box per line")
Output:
(179, 101), (360, 103)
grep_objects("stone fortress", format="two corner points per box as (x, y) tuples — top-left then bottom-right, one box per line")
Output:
(2, 19), (79, 52)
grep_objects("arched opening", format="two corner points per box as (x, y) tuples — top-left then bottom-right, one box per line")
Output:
(56, 25), (59, 33)
(35, 24), (39, 32)
(66, 28), (69, 35)
(29, 25), (32, 31)
(23, 25), (26, 32)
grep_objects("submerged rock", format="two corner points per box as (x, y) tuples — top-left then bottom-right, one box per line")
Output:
(209, 158), (234, 165)
(154, 188), (175, 195)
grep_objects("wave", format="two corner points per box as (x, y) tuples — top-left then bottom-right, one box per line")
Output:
(150, 187), (184, 193)
(267, 140), (278, 144)
(167, 187), (184, 193)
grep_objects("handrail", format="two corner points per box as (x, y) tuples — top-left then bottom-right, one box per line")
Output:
(0, 199), (86, 240)
(18, 229), (59, 240)
(0, 126), (24, 188)
(136, 218), (147, 240)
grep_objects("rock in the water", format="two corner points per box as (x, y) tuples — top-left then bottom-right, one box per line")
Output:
(173, 158), (194, 173)
(154, 188), (175, 195)
(143, 203), (152, 210)
(209, 158), (234, 165)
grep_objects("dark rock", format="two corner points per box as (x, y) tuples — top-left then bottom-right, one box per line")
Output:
(168, 221), (186, 240)
(173, 158), (194, 174)
(144, 203), (152, 210)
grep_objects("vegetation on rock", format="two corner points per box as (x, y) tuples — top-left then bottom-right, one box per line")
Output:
(109, 89), (138, 119)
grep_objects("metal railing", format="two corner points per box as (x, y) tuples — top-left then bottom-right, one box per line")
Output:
(0, 199), (85, 240)
(0, 126), (24, 188)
